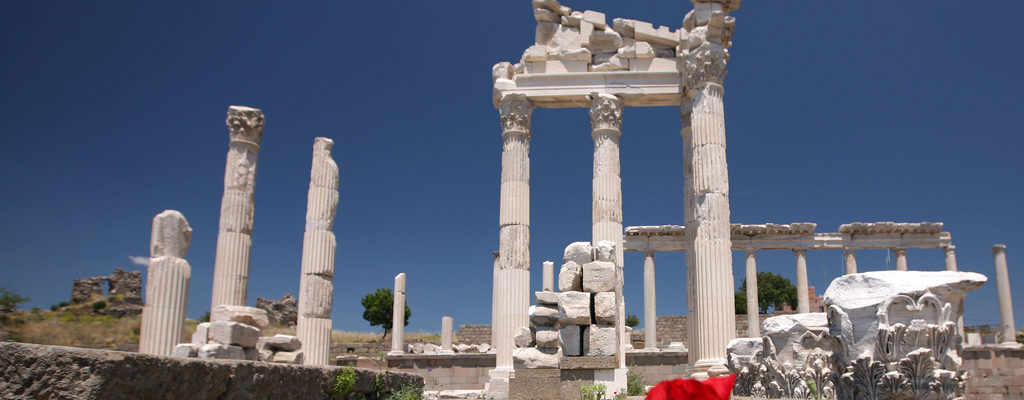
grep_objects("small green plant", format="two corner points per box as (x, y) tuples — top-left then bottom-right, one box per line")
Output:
(625, 314), (640, 328)
(385, 384), (422, 400)
(626, 368), (647, 396)
(92, 300), (107, 311)
(806, 379), (821, 400)
(331, 366), (358, 399)
(198, 311), (210, 322)
(580, 383), (607, 400)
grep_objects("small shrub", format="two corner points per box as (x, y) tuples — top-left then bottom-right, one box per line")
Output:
(386, 384), (422, 400)
(626, 368), (647, 396)
(625, 314), (640, 328)
(198, 311), (210, 322)
(92, 301), (106, 311)
(0, 286), (30, 311)
(580, 383), (607, 400)
(331, 366), (358, 399)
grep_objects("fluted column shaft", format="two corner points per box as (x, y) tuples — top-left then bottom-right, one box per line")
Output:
(590, 93), (626, 367)
(297, 137), (339, 366)
(211, 106), (264, 310)
(390, 273), (407, 354)
(844, 248), (858, 275)
(794, 250), (809, 313)
(744, 250), (759, 338)
(894, 248), (908, 271)
(494, 94), (532, 370)
(944, 245), (958, 271)
(139, 210), (192, 356)
(993, 245), (1016, 344)
(643, 251), (657, 350)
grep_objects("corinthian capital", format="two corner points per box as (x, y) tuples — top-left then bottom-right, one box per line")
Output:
(226, 105), (265, 146)
(682, 1), (738, 89)
(588, 93), (623, 131)
(498, 94), (532, 133)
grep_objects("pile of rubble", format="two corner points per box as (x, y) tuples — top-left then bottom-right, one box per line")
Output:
(172, 305), (304, 364)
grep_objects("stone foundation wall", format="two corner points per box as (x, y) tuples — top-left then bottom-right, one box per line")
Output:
(0, 342), (422, 400)
(370, 350), (689, 391)
(961, 344), (1024, 400)
(653, 312), (794, 346)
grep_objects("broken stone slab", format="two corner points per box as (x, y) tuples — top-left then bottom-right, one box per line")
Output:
(534, 8), (558, 23)
(536, 22), (557, 46)
(259, 349), (273, 361)
(535, 291), (558, 306)
(635, 42), (655, 58)
(558, 291), (592, 325)
(612, 18), (636, 37)
(582, 261), (617, 293)
(530, 304), (559, 326)
(475, 343), (491, 353)
(593, 292), (616, 325)
(557, 48), (591, 61)
(171, 343), (199, 358)
(272, 350), (304, 364)
(725, 337), (762, 365)
(549, 25), (582, 50)
(588, 29), (623, 54)
(558, 261), (582, 292)
(582, 10), (606, 30)
(207, 321), (261, 348)
(584, 324), (617, 356)
(535, 327), (559, 348)
(559, 325), (582, 356)
(563, 242), (593, 266)
(633, 21), (679, 47)
(198, 343), (245, 360)
(594, 241), (616, 263)
(823, 270), (987, 360)
(514, 347), (559, 369)
(522, 45), (548, 62)
(421, 343), (440, 355)
(191, 322), (210, 344)
(243, 347), (259, 361)
(514, 326), (535, 348)
(211, 305), (269, 330)
(256, 334), (301, 352)
(561, 11), (582, 27)
(761, 312), (828, 368)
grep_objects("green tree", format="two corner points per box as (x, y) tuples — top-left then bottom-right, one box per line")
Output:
(361, 288), (411, 338)
(0, 286), (30, 311)
(625, 314), (640, 328)
(734, 272), (797, 314)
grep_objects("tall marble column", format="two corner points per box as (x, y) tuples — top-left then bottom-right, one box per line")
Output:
(643, 251), (657, 350)
(893, 248), (908, 271)
(681, 0), (740, 377)
(993, 244), (1017, 344)
(441, 316), (454, 354)
(744, 250), (759, 338)
(491, 251), (499, 349)
(542, 261), (554, 292)
(493, 93), (532, 376)
(843, 248), (858, 275)
(794, 249), (809, 313)
(389, 273), (407, 355)
(139, 210), (192, 356)
(590, 93), (627, 368)
(944, 245), (958, 271)
(297, 137), (339, 366)
(211, 106), (264, 310)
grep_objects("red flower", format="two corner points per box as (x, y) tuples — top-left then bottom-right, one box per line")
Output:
(645, 375), (736, 400)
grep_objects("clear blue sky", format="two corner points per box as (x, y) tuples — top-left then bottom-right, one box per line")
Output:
(1, 2), (1022, 335)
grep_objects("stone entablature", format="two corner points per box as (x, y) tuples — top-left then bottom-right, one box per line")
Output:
(624, 221), (951, 252)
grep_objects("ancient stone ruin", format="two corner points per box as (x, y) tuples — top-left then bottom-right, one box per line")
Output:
(256, 293), (297, 327)
(173, 304), (304, 365)
(71, 268), (142, 305)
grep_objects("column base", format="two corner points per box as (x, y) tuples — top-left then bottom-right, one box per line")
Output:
(486, 368), (512, 400)
(387, 350), (405, 356)
(638, 346), (660, 352)
(687, 358), (730, 380)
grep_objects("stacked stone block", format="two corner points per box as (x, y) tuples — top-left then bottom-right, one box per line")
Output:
(172, 305), (303, 364)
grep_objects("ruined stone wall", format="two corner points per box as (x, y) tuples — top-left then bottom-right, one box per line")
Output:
(70, 268), (142, 304)
(653, 312), (795, 347)
(961, 344), (1024, 399)
(0, 342), (422, 400)
(454, 324), (491, 345)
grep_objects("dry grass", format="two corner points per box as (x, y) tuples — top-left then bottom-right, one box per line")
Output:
(3, 311), (141, 349)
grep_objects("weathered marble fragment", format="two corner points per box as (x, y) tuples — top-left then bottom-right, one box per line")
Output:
(139, 210), (193, 357)
(210, 304), (269, 330)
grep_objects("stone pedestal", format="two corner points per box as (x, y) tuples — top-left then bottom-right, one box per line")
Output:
(894, 247), (908, 271)
(589, 93), (626, 368)
(794, 249), (809, 314)
(744, 250), (759, 338)
(542, 261), (554, 292)
(844, 248), (858, 274)
(389, 273), (407, 355)
(211, 106), (264, 310)
(139, 210), (193, 356)
(681, 0), (740, 376)
(643, 251), (657, 349)
(993, 244), (1017, 344)
(296, 137), (339, 366)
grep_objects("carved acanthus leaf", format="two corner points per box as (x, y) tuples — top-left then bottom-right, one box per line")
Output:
(226, 106), (265, 145)
(588, 93), (623, 131)
(499, 94), (533, 133)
